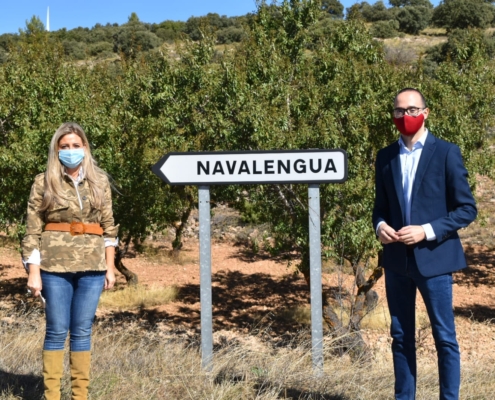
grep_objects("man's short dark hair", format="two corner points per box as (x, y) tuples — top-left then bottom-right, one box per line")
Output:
(394, 88), (427, 108)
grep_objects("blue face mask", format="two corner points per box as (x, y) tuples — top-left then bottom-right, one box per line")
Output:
(59, 149), (85, 168)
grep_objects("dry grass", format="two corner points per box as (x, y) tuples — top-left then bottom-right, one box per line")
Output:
(381, 34), (447, 65)
(140, 243), (199, 266)
(1, 304), (495, 399)
(98, 284), (178, 309)
(420, 27), (447, 36)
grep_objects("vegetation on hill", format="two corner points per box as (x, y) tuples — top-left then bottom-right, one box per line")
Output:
(2, 0), (495, 59)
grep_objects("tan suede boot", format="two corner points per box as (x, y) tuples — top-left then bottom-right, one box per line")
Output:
(70, 351), (91, 400)
(42, 350), (65, 400)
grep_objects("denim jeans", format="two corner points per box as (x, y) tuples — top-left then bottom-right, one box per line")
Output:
(385, 252), (460, 400)
(41, 270), (105, 352)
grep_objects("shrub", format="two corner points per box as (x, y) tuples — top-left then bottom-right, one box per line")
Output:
(362, 1), (394, 22)
(426, 28), (495, 64)
(216, 26), (246, 44)
(62, 40), (86, 59)
(153, 20), (186, 42)
(88, 41), (114, 57)
(0, 48), (7, 64)
(370, 20), (400, 38)
(114, 29), (162, 58)
(431, 0), (495, 31)
(321, 0), (345, 19)
(396, 5), (432, 34)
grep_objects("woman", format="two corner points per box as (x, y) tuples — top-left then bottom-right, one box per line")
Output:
(22, 122), (118, 400)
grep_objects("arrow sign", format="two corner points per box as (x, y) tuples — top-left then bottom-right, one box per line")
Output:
(152, 149), (347, 185)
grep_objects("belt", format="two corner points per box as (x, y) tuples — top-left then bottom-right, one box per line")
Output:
(44, 222), (103, 236)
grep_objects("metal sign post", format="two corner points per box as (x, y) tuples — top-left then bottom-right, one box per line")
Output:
(308, 184), (323, 372)
(198, 186), (213, 370)
(152, 149), (348, 372)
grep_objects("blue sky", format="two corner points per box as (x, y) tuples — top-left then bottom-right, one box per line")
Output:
(1, 0), (442, 35)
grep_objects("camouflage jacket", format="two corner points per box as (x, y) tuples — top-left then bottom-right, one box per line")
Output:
(21, 173), (118, 272)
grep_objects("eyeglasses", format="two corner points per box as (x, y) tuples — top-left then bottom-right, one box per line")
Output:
(393, 107), (425, 118)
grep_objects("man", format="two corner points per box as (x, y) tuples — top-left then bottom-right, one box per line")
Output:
(372, 88), (477, 400)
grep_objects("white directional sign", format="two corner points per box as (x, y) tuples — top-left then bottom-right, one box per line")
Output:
(152, 149), (347, 185)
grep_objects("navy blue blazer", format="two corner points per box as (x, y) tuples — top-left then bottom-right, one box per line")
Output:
(372, 132), (477, 277)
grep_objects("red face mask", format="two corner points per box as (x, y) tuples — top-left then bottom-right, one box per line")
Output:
(393, 114), (424, 136)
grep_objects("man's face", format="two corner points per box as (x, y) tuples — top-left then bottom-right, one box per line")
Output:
(394, 91), (429, 121)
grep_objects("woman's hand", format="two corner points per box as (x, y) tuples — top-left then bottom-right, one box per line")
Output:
(104, 245), (116, 290)
(104, 268), (116, 290)
(27, 264), (42, 297)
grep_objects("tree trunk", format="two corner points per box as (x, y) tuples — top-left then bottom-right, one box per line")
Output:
(172, 204), (193, 256)
(299, 250), (385, 360)
(114, 246), (138, 286)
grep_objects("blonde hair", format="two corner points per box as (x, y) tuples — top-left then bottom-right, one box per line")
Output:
(40, 122), (108, 212)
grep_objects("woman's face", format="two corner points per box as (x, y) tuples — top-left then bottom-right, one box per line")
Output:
(58, 133), (85, 151)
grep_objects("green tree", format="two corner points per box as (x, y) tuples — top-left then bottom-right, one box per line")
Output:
(426, 28), (495, 64)
(62, 40), (86, 59)
(114, 19), (161, 58)
(0, 34), (20, 52)
(20, 16), (45, 36)
(370, 20), (400, 38)
(359, 1), (394, 22)
(152, 20), (186, 42)
(0, 36), (86, 241)
(431, 0), (495, 30)
(395, 5), (432, 34)
(389, 0), (433, 7)
(0, 48), (7, 64)
(321, 0), (345, 18)
(128, 12), (140, 23)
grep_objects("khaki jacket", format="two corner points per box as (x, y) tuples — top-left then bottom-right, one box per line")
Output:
(22, 173), (118, 272)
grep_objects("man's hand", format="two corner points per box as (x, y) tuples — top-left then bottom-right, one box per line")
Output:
(397, 225), (426, 245)
(377, 223), (399, 244)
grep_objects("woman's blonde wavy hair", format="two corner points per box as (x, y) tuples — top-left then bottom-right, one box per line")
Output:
(40, 122), (108, 212)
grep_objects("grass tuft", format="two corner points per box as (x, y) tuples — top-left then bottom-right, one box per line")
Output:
(99, 284), (178, 309)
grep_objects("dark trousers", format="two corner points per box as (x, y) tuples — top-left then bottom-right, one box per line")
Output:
(385, 252), (460, 400)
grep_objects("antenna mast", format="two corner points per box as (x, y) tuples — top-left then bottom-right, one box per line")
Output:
(46, 7), (50, 32)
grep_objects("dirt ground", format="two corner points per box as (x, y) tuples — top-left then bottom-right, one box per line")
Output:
(2, 175), (495, 361)
(1, 226), (495, 363)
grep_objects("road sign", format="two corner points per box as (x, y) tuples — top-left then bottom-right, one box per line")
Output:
(152, 149), (347, 185)
(152, 149), (349, 373)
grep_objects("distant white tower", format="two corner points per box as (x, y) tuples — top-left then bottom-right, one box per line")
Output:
(46, 7), (50, 32)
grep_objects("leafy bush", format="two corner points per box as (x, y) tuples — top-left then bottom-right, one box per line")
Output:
(114, 29), (162, 57)
(153, 20), (186, 42)
(396, 5), (432, 34)
(321, 0), (345, 19)
(360, 1), (394, 22)
(0, 34), (20, 52)
(432, 0), (495, 30)
(216, 26), (247, 44)
(184, 13), (240, 41)
(62, 40), (86, 59)
(0, 48), (7, 64)
(370, 20), (400, 38)
(88, 41), (114, 57)
(426, 28), (495, 64)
